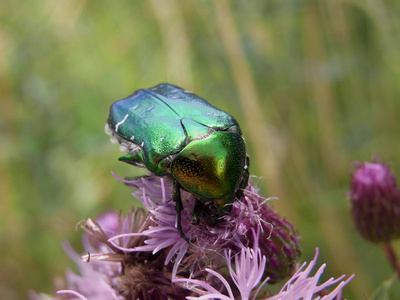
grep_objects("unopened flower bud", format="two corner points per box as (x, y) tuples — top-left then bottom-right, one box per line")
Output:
(349, 161), (400, 243)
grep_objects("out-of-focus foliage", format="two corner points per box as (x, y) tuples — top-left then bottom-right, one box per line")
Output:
(1, 0), (400, 298)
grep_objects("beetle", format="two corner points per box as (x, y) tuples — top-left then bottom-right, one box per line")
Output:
(106, 83), (249, 241)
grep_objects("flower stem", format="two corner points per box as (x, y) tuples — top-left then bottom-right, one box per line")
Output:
(382, 241), (400, 280)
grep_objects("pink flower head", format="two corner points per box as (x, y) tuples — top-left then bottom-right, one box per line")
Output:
(174, 247), (354, 300)
(349, 161), (400, 242)
(31, 173), (352, 299)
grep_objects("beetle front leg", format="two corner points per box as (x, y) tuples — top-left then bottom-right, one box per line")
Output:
(173, 180), (190, 243)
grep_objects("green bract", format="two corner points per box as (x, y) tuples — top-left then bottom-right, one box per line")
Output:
(107, 84), (249, 241)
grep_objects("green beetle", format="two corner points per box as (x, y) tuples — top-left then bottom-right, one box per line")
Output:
(106, 83), (249, 241)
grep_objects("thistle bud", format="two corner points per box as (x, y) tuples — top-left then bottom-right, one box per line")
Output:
(349, 161), (400, 243)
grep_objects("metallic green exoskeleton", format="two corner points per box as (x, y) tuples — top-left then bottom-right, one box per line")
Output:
(106, 83), (249, 241)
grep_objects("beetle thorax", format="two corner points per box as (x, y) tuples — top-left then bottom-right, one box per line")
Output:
(170, 131), (245, 202)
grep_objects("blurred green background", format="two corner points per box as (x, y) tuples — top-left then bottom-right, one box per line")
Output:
(1, 0), (400, 298)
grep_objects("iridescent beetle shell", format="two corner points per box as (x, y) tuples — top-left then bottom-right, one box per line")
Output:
(106, 84), (248, 236)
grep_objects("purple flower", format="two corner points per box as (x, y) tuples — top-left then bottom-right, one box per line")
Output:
(111, 173), (300, 283)
(29, 222), (124, 300)
(107, 178), (190, 279)
(266, 248), (354, 300)
(349, 161), (400, 242)
(225, 185), (300, 283)
(174, 247), (354, 300)
(31, 174), (352, 299)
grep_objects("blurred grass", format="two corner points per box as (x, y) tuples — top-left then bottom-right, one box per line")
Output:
(1, 0), (400, 298)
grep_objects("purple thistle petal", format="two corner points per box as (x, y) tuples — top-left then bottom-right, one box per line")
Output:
(57, 290), (88, 299)
(106, 182), (190, 279)
(226, 185), (301, 283)
(226, 228), (267, 299)
(175, 247), (353, 300)
(112, 171), (173, 201)
(265, 248), (355, 300)
(174, 272), (234, 300)
(53, 242), (124, 300)
(174, 228), (266, 300)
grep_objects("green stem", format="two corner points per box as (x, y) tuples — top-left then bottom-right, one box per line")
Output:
(382, 241), (400, 280)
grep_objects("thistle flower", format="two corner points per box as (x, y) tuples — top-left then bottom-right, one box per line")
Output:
(174, 228), (267, 300)
(31, 175), (353, 299)
(29, 218), (124, 300)
(174, 246), (354, 300)
(349, 161), (400, 243)
(111, 174), (300, 283)
(225, 186), (300, 283)
(266, 248), (354, 300)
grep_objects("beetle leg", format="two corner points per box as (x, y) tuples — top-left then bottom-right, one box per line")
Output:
(173, 180), (190, 243)
(191, 199), (205, 225)
(206, 202), (221, 225)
